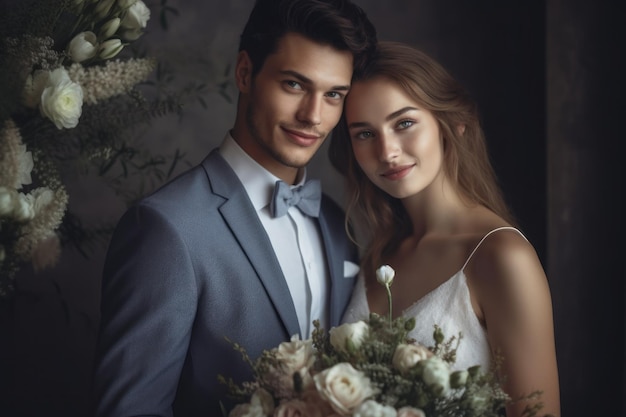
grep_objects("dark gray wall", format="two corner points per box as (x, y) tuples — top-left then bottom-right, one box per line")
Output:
(1, 1), (623, 416)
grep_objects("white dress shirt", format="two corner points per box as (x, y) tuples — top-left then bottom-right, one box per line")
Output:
(219, 133), (329, 338)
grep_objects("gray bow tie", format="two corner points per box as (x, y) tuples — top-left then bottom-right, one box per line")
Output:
(270, 179), (321, 218)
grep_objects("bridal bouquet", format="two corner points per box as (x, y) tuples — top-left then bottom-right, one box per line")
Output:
(219, 266), (542, 417)
(0, 0), (187, 297)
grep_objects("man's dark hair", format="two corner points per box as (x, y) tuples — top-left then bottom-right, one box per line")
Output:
(239, 0), (377, 77)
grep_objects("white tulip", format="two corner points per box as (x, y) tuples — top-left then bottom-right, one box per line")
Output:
(99, 18), (120, 39)
(98, 39), (124, 60)
(67, 31), (98, 63)
(95, 0), (115, 17)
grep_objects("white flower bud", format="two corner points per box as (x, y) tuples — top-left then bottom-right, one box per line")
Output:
(376, 264), (395, 286)
(98, 39), (124, 60)
(450, 369), (469, 388)
(99, 18), (120, 39)
(67, 31), (98, 62)
(95, 0), (116, 18)
(117, 0), (137, 8)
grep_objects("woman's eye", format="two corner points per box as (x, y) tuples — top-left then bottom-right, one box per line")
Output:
(353, 130), (373, 140)
(398, 119), (414, 129)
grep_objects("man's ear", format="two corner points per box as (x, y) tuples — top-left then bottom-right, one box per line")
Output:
(235, 50), (253, 93)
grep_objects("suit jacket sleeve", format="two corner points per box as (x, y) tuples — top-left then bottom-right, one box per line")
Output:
(93, 203), (197, 417)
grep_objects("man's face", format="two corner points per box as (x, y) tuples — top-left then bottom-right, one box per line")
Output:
(234, 32), (353, 183)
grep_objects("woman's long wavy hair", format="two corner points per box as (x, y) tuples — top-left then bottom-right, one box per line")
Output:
(329, 41), (517, 281)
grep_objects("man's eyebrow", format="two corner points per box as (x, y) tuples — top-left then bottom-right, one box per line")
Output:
(279, 70), (351, 91)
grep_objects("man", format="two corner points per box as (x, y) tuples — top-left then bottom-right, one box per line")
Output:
(92, 0), (377, 415)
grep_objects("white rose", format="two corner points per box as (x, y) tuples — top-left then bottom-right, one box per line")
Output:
(22, 70), (49, 108)
(397, 407), (426, 417)
(421, 356), (451, 396)
(67, 31), (98, 62)
(329, 321), (369, 353)
(267, 334), (316, 392)
(353, 400), (396, 417)
(392, 343), (433, 374)
(276, 335), (316, 372)
(40, 68), (83, 129)
(314, 363), (378, 415)
(376, 265), (395, 286)
(120, 0), (150, 30)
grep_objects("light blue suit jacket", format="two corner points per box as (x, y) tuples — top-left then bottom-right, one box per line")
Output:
(92, 149), (358, 417)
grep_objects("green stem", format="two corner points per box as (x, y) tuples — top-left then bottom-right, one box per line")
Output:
(385, 284), (392, 326)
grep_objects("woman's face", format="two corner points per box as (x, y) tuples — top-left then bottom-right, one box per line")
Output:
(344, 76), (445, 199)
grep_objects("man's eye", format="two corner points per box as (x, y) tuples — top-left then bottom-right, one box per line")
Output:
(326, 91), (345, 100)
(285, 80), (302, 90)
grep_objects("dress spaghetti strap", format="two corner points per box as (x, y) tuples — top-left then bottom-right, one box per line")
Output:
(460, 227), (527, 271)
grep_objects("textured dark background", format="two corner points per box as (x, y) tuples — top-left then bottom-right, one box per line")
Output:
(1, 0), (624, 416)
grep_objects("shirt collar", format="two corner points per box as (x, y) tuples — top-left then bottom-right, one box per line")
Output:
(219, 132), (307, 211)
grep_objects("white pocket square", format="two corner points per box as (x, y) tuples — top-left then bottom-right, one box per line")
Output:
(343, 261), (360, 278)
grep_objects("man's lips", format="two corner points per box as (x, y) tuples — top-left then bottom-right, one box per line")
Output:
(381, 165), (414, 180)
(282, 127), (322, 144)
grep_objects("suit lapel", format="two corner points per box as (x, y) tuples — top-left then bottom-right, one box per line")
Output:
(318, 205), (347, 327)
(202, 151), (301, 338)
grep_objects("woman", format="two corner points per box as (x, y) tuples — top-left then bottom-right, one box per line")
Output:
(330, 41), (560, 417)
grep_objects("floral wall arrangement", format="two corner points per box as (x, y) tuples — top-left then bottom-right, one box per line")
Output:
(0, 0), (213, 298)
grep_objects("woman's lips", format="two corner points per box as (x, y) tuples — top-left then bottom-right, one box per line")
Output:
(381, 165), (414, 180)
